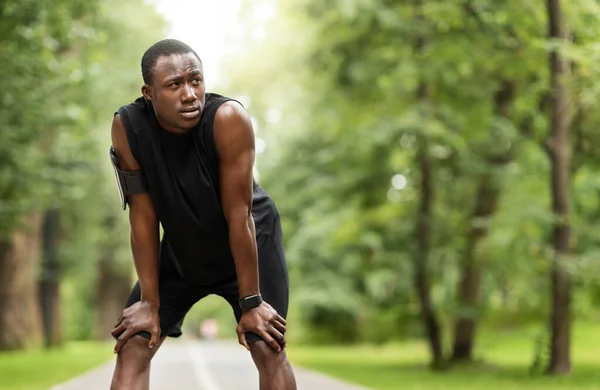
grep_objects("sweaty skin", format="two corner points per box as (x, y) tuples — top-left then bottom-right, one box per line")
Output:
(109, 52), (296, 390)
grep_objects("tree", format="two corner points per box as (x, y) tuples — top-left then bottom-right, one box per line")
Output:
(545, 0), (573, 375)
(221, 1), (600, 372)
(451, 80), (517, 361)
(0, 213), (44, 350)
(0, 0), (93, 349)
(39, 209), (62, 347)
(0, 0), (165, 349)
(412, 0), (443, 368)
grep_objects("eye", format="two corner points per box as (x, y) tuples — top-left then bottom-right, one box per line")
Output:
(169, 82), (179, 87)
(191, 78), (202, 85)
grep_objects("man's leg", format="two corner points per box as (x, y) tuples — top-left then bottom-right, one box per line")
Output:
(250, 340), (297, 390)
(110, 253), (206, 390)
(110, 335), (166, 390)
(218, 213), (297, 389)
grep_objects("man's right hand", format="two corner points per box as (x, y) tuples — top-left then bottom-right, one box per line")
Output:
(111, 301), (160, 353)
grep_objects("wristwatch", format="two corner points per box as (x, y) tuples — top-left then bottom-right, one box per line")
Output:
(239, 294), (263, 311)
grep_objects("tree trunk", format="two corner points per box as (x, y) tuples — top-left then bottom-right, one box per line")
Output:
(94, 217), (132, 340)
(412, 0), (443, 369)
(451, 178), (499, 361)
(546, 0), (573, 375)
(39, 209), (63, 348)
(0, 213), (44, 350)
(451, 81), (515, 362)
(94, 256), (132, 340)
(414, 132), (444, 368)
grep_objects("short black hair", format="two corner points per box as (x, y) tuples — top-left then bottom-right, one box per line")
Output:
(141, 39), (202, 85)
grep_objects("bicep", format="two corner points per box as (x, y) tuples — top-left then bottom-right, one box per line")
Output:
(111, 114), (141, 171)
(220, 148), (254, 209)
(213, 102), (256, 216)
(111, 114), (155, 218)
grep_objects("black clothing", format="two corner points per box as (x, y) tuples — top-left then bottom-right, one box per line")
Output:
(116, 93), (277, 286)
(115, 93), (289, 339)
(126, 213), (289, 341)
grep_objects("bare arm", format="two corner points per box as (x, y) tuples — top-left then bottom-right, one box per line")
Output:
(213, 102), (259, 300)
(111, 114), (160, 306)
(213, 102), (287, 352)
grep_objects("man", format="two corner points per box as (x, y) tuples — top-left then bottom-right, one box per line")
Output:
(109, 38), (297, 390)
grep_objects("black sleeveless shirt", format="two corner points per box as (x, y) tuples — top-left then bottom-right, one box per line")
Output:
(116, 93), (277, 285)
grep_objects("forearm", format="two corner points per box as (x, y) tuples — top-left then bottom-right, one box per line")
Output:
(228, 212), (260, 299)
(129, 210), (160, 305)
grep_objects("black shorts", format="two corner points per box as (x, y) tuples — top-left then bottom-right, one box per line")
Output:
(122, 214), (290, 344)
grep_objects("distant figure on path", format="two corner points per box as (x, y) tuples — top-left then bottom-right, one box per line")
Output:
(200, 318), (219, 340)
(108, 38), (296, 390)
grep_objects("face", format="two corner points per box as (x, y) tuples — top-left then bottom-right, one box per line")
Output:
(142, 52), (206, 133)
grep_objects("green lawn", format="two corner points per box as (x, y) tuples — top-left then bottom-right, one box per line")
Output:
(0, 341), (112, 390)
(288, 323), (600, 390)
(2, 324), (600, 390)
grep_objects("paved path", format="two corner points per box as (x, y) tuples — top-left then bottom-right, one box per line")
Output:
(51, 339), (370, 390)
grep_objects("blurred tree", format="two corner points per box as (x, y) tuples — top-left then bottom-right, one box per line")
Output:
(0, 0), (95, 350)
(545, 0), (572, 375)
(39, 209), (62, 347)
(192, 0), (600, 374)
(0, 213), (44, 350)
(0, 0), (165, 349)
(412, 0), (443, 369)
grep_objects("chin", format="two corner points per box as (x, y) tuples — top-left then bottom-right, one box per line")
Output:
(179, 120), (200, 130)
(179, 117), (200, 129)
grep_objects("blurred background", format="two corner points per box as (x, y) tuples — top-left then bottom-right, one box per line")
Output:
(1, 0), (600, 389)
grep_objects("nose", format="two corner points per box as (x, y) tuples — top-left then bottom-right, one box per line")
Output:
(181, 83), (197, 102)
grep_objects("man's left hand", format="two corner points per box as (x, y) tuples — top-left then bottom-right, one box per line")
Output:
(237, 301), (286, 352)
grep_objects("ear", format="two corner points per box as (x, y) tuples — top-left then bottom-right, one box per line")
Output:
(141, 84), (153, 101)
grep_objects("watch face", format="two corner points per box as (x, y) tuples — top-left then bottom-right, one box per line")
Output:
(240, 295), (262, 310)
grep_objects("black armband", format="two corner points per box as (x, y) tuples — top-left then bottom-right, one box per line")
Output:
(109, 146), (148, 210)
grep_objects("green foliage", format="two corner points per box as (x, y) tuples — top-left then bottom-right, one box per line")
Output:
(3, 0), (600, 375)
(0, 0), (166, 341)
(220, 0), (600, 347)
(0, 341), (111, 390)
(0, 0), (97, 233)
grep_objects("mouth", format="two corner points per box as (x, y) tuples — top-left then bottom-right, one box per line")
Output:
(180, 107), (200, 119)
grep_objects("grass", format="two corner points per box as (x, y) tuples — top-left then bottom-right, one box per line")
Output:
(2, 323), (600, 390)
(287, 322), (600, 389)
(0, 341), (112, 390)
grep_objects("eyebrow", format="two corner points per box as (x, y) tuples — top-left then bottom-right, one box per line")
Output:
(164, 69), (202, 84)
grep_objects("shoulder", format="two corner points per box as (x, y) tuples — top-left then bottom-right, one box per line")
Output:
(117, 97), (150, 121)
(112, 112), (125, 131)
(111, 113), (141, 169)
(112, 97), (149, 165)
(213, 100), (254, 157)
(116, 97), (152, 133)
(214, 100), (251, 128)
(117, 96), (147, 114)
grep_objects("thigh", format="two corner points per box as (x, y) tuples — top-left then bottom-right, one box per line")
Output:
(123, 254), (207, 339)
(256, 214), (290, 318)
(215, 215), (290, 340)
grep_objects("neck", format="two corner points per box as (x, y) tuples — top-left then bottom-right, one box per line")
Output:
(151, 107), (190, 135)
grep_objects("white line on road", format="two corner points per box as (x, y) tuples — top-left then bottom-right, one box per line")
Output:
(188, 342), (222, 390)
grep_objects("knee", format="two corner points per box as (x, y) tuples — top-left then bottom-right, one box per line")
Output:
(250, 341), (289, 375)
(115, 335), (154, 374)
